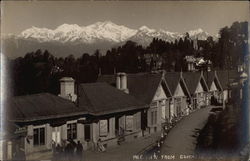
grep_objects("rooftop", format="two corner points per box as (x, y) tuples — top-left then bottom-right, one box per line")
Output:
(78, 82), (147, 115)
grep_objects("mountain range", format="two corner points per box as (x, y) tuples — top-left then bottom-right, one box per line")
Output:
(2, 21), (215, 58)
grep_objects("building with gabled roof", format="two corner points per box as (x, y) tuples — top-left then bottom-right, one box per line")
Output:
(164, 72), (191, 118)
(203, 71), (223, 105)
(97, 72), (172, 135)
(182, 71), (209, 109)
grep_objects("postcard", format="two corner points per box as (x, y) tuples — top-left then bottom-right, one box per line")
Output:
(0, 1), (249, 161)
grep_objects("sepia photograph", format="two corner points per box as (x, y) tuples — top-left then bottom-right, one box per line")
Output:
(0, 1), (249, 161)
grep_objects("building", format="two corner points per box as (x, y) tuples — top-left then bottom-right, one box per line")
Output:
(216, 70), (240, 103)
(4, 78), (147, 159)
(5, 93), (88, 158)
(164, 72), (191, 119)
(97, 72), (172, 135)
(182, 72), (209, 109)
(203, 71), (223, 105)
(76, 82), (147, 149)
(184, 56), (196, 72)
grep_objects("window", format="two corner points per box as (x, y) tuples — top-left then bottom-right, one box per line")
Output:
(125, 115), (133, 131)
(33, 127), (45, 146)
(99, 120), (108, 136)
(67, 123), (77, 140)
(151, 111), (157, 125)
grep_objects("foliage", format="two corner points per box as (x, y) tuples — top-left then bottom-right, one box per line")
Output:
(9, 21), (248, 96)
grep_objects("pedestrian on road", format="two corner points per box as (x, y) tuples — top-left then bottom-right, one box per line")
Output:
(76, 141), (83, 161)
(65, 140), (75, 161)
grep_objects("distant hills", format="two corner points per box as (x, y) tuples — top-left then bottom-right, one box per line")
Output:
(2, 21), (216, 58)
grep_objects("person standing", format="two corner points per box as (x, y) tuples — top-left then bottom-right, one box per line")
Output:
(76, 141), (83, 161)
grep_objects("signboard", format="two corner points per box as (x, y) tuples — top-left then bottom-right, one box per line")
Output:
(99, 120), (108, 136)
(14, 127), (27, 135)
(125, 115), (133, 131)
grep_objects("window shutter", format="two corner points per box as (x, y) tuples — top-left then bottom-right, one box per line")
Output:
(133, 113), (137, 131)
(137, 112), (141, 130)
(148, 110), (151, 126)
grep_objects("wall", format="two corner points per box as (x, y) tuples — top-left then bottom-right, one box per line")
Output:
(92, 117), (116, 148)
(25, 124), (51, 155)
(150, 83), (168, 132)
(147, 102), (161, 133)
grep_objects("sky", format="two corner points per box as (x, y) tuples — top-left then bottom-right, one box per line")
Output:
(1, 1), (249, 35)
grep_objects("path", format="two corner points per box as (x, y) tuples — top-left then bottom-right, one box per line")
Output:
(160, 106), (212, 161)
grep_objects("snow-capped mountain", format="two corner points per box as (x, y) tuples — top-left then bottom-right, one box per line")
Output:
(130, 26), (183, 45)
(19, 21), (137, 44)
(187, 28), (210, 40)
(3, 21), (214, 58)
(18, 21), (211, 44)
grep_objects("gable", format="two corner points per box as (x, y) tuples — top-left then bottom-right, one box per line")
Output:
(153, 84), (167, 101)
(210, 81), (218, 91)
(174, 83), (185, 97)
(195, 81), (205, 93)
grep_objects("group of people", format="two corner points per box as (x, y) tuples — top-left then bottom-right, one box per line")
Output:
(52, 139), (83, 161)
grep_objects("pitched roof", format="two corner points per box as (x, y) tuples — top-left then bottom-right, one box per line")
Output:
(182, 72), (208, 94)
(217, 70), (240, 89)
(7, 93), (88, 122)
(97, 73), (171, 104)
(164, 72), (181, 94)
(164, 72), (190, 97)
(203, 71), (223, 91)
(78, 82), (147, 115)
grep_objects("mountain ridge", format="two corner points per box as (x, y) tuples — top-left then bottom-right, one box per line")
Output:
(3, 21), (216, 58)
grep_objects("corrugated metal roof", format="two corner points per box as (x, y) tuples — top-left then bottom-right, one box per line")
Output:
(97, 73), (170, 104)
(78, 82), (147, 115)
(8, 93), (88, 122)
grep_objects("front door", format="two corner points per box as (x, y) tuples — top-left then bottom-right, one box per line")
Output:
(84, 124), (91, 142)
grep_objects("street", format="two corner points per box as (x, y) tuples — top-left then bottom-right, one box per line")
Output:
(160, 106), (212, 160)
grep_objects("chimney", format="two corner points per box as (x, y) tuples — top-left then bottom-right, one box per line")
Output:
(120, 72), (129, 94)
(59, 77), (77, 102)
(116, 73), (121, 89)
